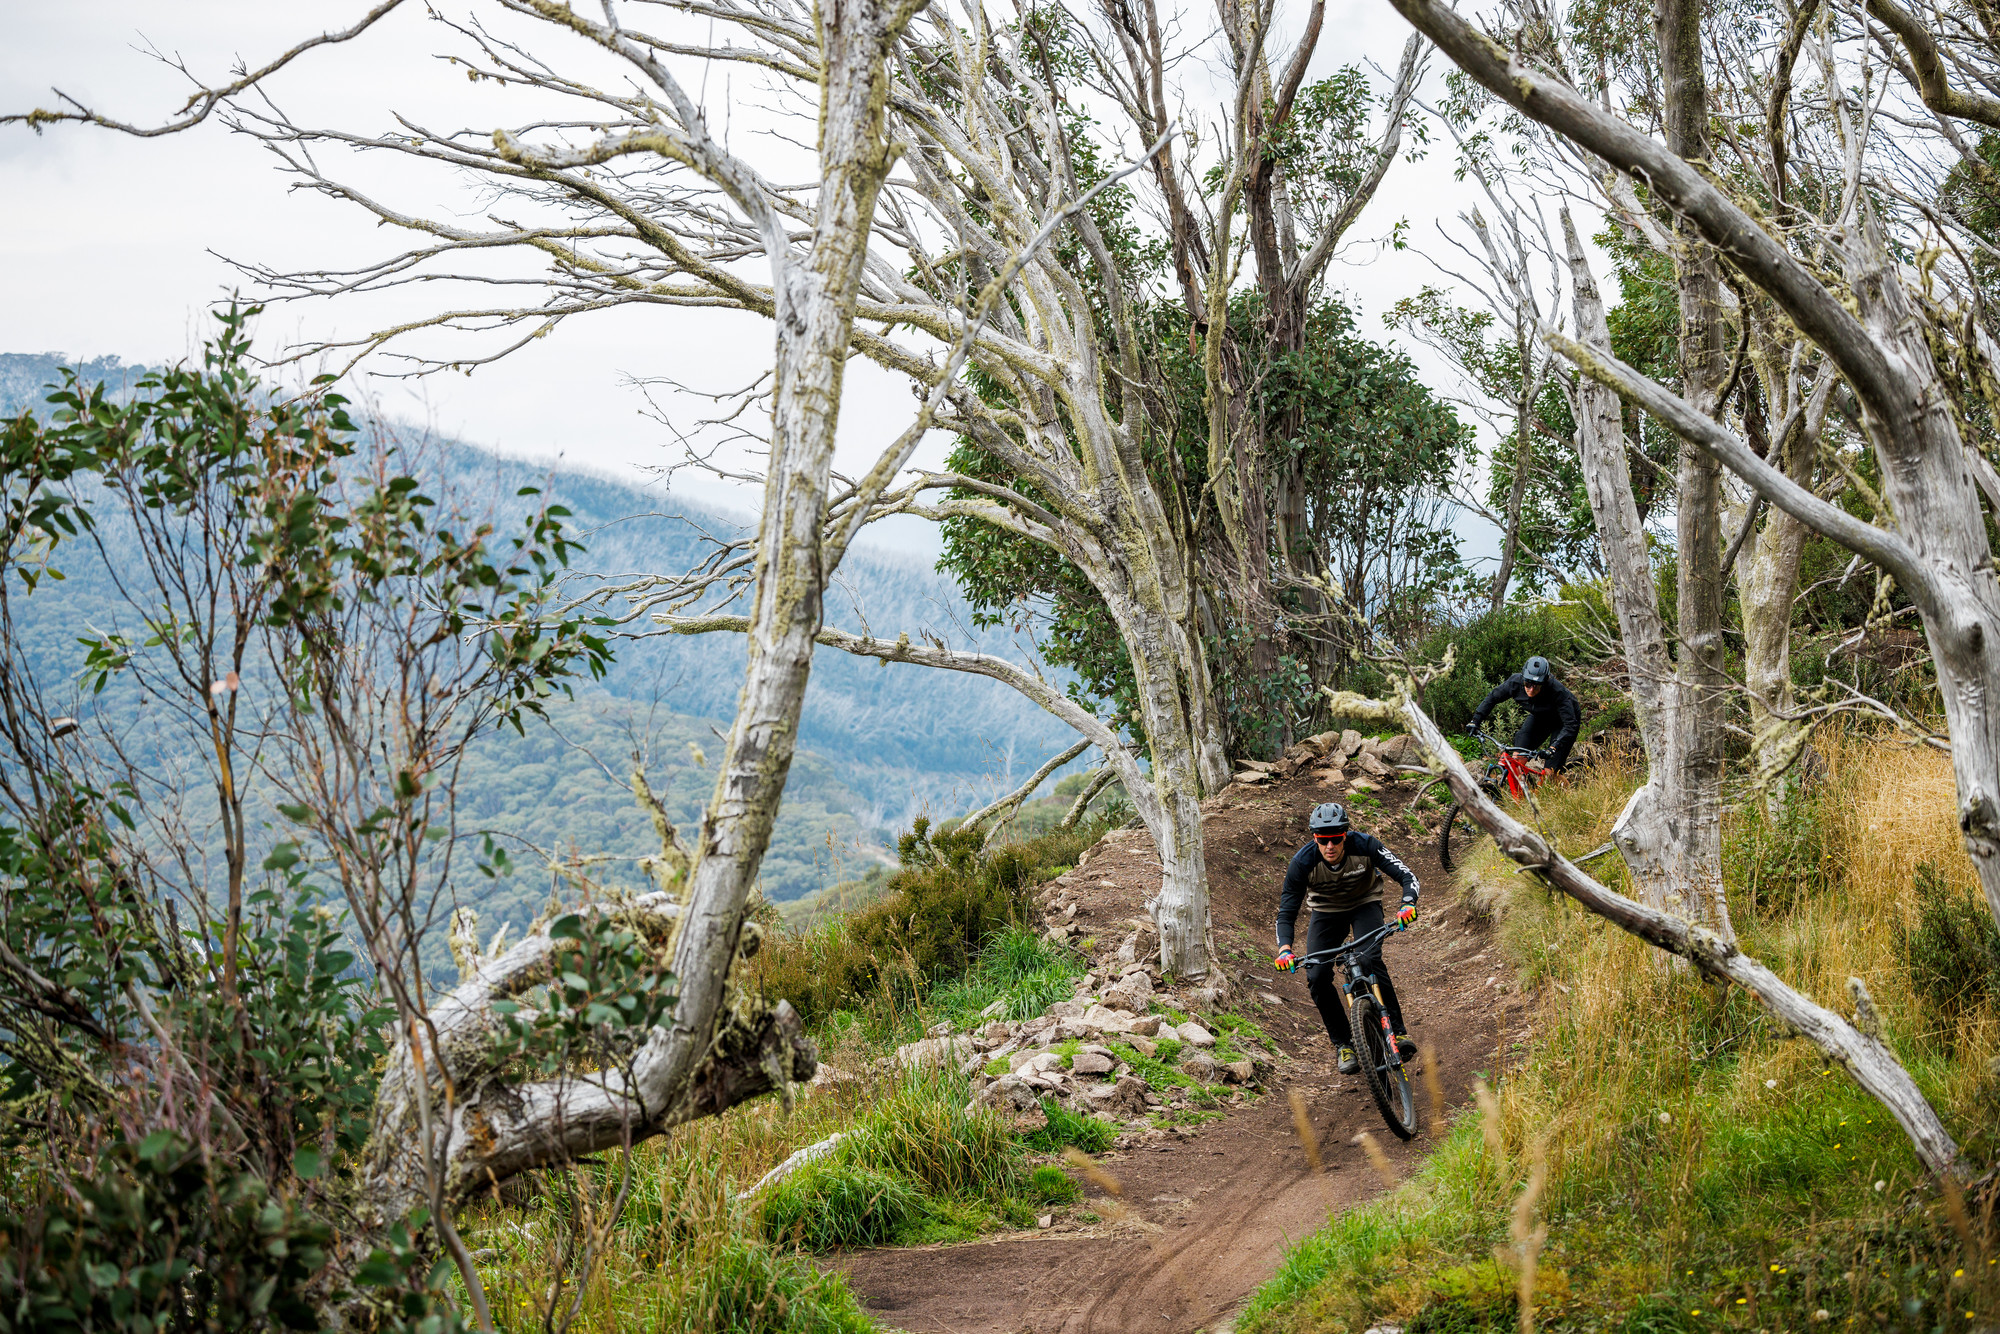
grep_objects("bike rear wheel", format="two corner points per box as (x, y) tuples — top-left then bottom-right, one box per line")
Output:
(1352, 995), (1418, 1140)
(1438, 799), (1490, 870)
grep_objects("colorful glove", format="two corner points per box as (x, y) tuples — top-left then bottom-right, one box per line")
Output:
(1273, 947), (1298, 973)
(1397, 901), (1418, 927)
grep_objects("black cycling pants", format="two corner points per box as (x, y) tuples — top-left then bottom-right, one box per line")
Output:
(1513, 714), (1576, 771)
(1302, 901), (1407, 1045)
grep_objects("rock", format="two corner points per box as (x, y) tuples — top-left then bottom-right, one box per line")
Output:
(1102, 971), (1153, 1013)
(983, 1020), (1016, 1042)
(1125, 1035), (1158, 1058)
(808, 1064), (857, 1089)
(1222, 1058), (1255, 1083)
(1125, 1014), (1164, 1037)
(1185, 986), (1228, 1013)
(1272, 755), (1303, 779)
(1237, 758), (1275, 773)
(1338, 728), (1365, 758)
(1257, 991), (1286, 1007)
(1046, 999), (1087, 1020)
(1175, 1022), (1216, 1047)
(1051, 1020), (1093, 1042)
(1353, 751), (1391, 778)
(1182, 1052), (1222, 1082)
(1021, 1015), (1056, 1037)
(928, 1019), (955, 1036)
(1038, 1214), (1054, 1230)
(1043, 925), (1071, 945)
(1028, 1051), (1065, 1074)
(1304, 729), (1341, 756)
(1083, 1075), (1150, 1117)
(1232, 770), (1270, 785)
(971, 1073), (1041, 1114)
(1115, 930), (1141, 965)
(1378, 734), (1420, 764)
(1071, 1051), (1115, 1076)
(959, 1051), (989, 1076)
(1008, 1048), (1040, 1073)
(896, 1035), (974, 1070)
(1082, 1004), (1136, 1033)
(1349, 780), (1376, 794)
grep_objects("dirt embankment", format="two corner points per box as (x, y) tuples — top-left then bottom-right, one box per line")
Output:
(833, 762), (1537, 1333)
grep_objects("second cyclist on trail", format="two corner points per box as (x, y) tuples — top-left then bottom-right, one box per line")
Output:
(1271, 801), (1419, 1075)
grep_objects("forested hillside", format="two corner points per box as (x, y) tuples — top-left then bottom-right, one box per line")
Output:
(0, 353), (1082, 910)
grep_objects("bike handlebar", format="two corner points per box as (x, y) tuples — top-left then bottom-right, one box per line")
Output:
(1295, 918), (1407, 969)
(1468, 728), (1543, 759)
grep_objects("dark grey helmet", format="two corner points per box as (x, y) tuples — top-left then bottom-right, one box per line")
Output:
(1523, 655), (1552, 683)
(1309, 801), (1349, 836)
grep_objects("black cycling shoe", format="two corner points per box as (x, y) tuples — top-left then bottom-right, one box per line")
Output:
(1394, 1032), (1418, 1060)
(1336, 1045), (1359, 1075)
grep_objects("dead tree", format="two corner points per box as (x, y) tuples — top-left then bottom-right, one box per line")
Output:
(1387, 0), (2000, 930)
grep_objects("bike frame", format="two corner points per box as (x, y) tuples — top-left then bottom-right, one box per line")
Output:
(1469, 728), (1543, 800)
(1297, 920), (1407, 1057)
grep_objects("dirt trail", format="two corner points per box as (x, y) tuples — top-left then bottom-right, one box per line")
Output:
(833, 768), (1535, 1333)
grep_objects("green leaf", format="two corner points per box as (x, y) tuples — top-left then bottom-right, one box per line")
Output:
(262, 842), (301, 871)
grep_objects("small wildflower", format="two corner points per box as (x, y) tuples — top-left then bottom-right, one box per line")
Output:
(1736, 1298), (1748, 1305)
(1690, 1310), (1702, 1317)
(1873, 1179), (1886, 1191)
(1956, 1269), (1965, 1278)
(1659, 1111), (1671, 1124)
(1765, 1079), (1777, 1089)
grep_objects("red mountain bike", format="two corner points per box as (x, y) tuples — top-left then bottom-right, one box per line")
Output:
(1437, 729), (1549, 870)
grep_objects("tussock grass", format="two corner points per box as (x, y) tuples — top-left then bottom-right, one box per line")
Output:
(1242, 734), (2000, 1333)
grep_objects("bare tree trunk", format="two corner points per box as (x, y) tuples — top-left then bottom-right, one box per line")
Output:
(1385, 0), (2000, 936)
(1735, 359), (1832, 810)
(1488, 377), (1536, 613)
(1656, 0), (1734, 944)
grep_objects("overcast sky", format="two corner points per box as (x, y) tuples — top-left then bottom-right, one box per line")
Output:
(0, 0), (1500, 561)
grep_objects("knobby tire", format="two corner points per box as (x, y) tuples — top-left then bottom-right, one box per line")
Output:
(1438, 800), (1488, 871)
(1352, 995), (1417, 1140)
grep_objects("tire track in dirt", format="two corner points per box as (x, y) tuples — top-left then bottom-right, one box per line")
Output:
(832, 769), (1536, 1333)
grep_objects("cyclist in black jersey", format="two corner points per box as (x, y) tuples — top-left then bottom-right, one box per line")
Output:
(1468, 654), (1581, 772)
(1271, 801), (1419, 1074)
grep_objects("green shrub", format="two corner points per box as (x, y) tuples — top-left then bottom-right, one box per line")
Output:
(1028, 1164), (1081, 1205)
(1414, 604), (1591, 733)
(667, 1237), (878, 1333)
(1899, 861), (2000, 1033)
(759, 1162), (925, 1251)
(1019, 1099), (1116, 1154)
(754, 820), (1102, 1027)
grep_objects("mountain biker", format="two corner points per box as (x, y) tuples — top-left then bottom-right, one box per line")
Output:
(1468, 655), (1582, 773)
(1271, 801), (1419, 1075)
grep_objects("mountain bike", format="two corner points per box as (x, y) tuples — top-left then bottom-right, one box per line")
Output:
(1294, 920), (1418, 1140)
(1437, 729), (1547, 871)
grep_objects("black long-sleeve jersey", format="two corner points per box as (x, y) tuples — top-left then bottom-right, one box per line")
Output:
(1274, 832), (1419, 947)
(1470, 673), (1581, 746)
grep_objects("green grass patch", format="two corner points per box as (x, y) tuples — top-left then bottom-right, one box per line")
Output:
(1020, 1099), (1117, 1154)
(1107, 1041), (1222, 1104)
(1028, 1164), (1081, 1205)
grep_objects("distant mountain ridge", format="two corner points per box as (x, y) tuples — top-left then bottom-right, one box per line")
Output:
(0, 352), (1087, 914)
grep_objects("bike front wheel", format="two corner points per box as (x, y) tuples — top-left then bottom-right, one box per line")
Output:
(1438, 798), (1490, 871)
(1352, 995), (1418, 1140)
